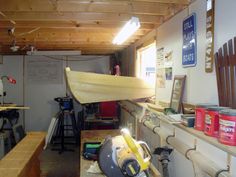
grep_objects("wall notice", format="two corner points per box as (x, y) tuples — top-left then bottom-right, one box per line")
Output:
(156, 47), (165, 68)
(156, 68), (166, 88)
(182, 13), (197, 67)
(205, 0), (215, 73)
(27, 58), (63, 84)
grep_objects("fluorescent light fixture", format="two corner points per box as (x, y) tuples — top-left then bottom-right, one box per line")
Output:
(113, 17), (141, 45)
(26, 50), (81, 56)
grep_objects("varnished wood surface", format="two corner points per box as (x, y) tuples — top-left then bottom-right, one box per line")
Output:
(80, 130), (120, 177)
(0, 132), (46, 177)
(66, 68), (155, 104)
(0, 0), (190, 55)
(215, 37), (236, 108)
(0, 104), (30, 111)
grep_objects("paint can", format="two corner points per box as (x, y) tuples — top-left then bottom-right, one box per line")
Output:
(204, 107), (228, 137)
(195, 104), (216, 131)
(218, 109), (236, 146)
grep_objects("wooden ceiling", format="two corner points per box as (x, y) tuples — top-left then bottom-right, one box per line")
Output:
(0, 0), (190, 55)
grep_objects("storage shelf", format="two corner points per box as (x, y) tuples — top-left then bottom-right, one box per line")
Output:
(127, 101), (236, 157)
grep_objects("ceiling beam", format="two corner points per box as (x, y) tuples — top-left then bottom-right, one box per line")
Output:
(0, 12), (163, 24)
(0, 21), (156, 30)
(0, 28), (149, 36)
(0, 1), (179, 16)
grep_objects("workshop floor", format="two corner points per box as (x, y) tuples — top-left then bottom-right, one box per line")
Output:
(40, 145), (80, 177)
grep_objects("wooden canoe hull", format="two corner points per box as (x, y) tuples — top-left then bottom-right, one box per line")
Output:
(65, 67), (155, 104)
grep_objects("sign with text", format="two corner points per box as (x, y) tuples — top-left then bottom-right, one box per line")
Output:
(182, 13), (197, 67)
(205, 0), (215, 73)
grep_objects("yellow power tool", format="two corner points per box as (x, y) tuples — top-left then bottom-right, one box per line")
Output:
(98, 129), (151, 177)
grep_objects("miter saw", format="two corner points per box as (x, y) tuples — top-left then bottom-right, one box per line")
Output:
(98, 129), (151, 177)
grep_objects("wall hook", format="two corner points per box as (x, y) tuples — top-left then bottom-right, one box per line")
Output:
(166, 133), (175, 145)
(215, 165), (230, 177)
(152, 125), (160, 133)
(185, 146), (196, 160)
(185, 139), (197, 160)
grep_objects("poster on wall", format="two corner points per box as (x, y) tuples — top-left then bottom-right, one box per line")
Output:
(165, 67), (172, 80)
(205, 0), (215, 73)
(156, 47), (165, 68)
(156, 68), (166, 88)
(182, 13), (197, 67)
(27, 58), (63, 84)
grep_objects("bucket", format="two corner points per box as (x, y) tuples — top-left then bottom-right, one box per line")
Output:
(218, 109), (236, 146)
(195, 104), (216, 131)
(204, 107), (227, 137)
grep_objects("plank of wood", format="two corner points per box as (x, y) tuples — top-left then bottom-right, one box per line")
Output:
(223, 43), (230, 107)
(0, 12), (163, 24)
(228, 39), (236, 108)
(0, 106), (30, 111)
(0, 1), (171, 16)
(147, 103), (165, 112)
(218, 48), (226, 106)
(0, 132), (46, 177)
(65, 67), (155, 104)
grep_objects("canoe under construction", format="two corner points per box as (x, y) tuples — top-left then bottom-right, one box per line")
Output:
(65, 67), (155, 104)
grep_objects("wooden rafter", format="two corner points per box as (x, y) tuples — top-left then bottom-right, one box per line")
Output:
(0, 0), (190, 55)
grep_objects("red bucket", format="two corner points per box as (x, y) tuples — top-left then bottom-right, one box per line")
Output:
(218, 109), (236, 146)
(195, 104), (216, 131)
(204, 107), (228, 137)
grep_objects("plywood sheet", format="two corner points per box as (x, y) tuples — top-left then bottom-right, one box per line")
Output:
(65, 67), (155, 104)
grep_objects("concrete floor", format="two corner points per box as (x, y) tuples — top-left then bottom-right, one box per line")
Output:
(40, 145), (80, 177)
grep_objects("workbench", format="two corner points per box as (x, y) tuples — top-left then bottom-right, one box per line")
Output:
(0, 132), (46, 177)
(0, 104), (30, 111)
(80, 129), (161, 177)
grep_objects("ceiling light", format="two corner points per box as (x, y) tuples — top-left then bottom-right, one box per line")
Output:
(113, 17), (141, 45)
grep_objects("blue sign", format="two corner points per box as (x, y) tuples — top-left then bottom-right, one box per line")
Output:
(182, 13), (197, 67)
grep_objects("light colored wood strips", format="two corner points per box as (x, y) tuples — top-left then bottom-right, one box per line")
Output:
(65, 67), (155, 103)
(0, 12), (163, 24)
(0, 21), (155, 30)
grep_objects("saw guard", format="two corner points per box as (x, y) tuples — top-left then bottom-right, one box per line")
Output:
(120, 129), (151, 171)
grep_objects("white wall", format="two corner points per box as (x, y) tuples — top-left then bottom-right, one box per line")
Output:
(0, 55), (110, 131)
(214, 0), (236, 51)
(0, 56), (24, 125)
(156, 0), (219, 104)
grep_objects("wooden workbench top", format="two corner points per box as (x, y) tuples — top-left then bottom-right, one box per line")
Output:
(0, 132), (46, 177)
(0, 104), (30, 111)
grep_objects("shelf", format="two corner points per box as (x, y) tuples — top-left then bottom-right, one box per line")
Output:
(128, 101), (236, 157)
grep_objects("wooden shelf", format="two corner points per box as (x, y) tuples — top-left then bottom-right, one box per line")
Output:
(129, 101), (236, 157)
(175, 124), (236, 156)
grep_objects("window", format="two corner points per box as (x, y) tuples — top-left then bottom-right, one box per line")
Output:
(137, 42), (156, 85)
